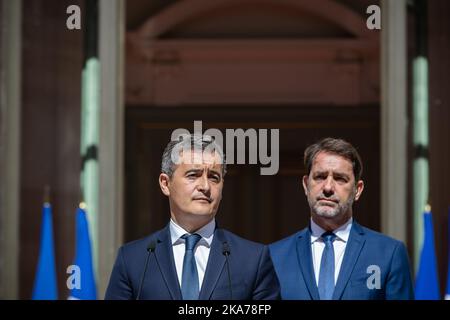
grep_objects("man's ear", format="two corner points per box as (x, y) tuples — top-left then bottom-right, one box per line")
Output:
(302, 175), (309, 196)
(159, 173), (171, 196)
(354, 180), (364, 201)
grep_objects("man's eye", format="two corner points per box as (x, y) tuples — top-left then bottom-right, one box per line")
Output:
(209, 175), (220, 182)
(314, 175), (325, 180)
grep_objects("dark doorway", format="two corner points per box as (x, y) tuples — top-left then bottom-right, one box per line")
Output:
(125, 105), (380, 244)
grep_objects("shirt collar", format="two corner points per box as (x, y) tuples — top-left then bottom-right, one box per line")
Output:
(170, 218), (215, 247)
(310, 217), (353, 243)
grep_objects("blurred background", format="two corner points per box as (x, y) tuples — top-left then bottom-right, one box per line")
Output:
(0, 0), (449, 299)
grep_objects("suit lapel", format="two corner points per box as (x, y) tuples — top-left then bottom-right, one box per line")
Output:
(154, 225), (182, 300)
(198, 228), (226, 300)
(332, 221), (366, 300)
(296, 228), (320, 300)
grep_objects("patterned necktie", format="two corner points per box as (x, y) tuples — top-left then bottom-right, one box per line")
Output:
(318, 231), (337, 300)
(181, 233), (202, 300)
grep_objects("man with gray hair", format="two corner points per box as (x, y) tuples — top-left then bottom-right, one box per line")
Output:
(106, 133), (280, 300)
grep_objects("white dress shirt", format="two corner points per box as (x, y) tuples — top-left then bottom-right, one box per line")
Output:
(170, 218), (215, 290)
(310, 217), (353, 285)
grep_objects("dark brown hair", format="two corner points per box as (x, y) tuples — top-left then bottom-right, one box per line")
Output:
(304, 137), (363, 181)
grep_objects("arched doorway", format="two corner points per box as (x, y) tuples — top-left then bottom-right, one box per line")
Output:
(124, 0), (380, 243)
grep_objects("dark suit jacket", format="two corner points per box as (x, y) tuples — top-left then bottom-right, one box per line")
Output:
(269, 221), (414, 300)
(105, 224), (280, 300)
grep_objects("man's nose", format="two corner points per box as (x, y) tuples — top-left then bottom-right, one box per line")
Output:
(197, 174), (211, 193)
(323, 176), (335, 195)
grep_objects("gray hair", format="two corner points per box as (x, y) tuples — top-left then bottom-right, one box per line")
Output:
(161, 134), (227, 177)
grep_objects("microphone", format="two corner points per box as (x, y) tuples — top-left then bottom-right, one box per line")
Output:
(136, 241), (156, 300)
(222, 242), (233, 300)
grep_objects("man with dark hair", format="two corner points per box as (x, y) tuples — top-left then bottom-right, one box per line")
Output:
(269, 137), (414, 300)
(105, 134), (280, 300)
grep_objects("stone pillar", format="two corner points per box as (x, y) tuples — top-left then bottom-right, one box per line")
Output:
(98, 0), (125, 298)
(380, 0), (408, 243)
(0, 0), (22, 299)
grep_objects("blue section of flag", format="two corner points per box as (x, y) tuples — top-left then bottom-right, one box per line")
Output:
(69, 207), (97, 299)
(32, 203), (58, 300)
(415, 211), (440, 300)
(445, 208), (450, 300)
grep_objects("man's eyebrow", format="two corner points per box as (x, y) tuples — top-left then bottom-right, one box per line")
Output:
(312, 170), (350, 178)
(334, 172), (350, 178)
(185, 168), (203, 174)
(208, 169), (222, 176)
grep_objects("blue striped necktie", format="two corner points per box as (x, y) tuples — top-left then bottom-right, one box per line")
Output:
(318, 231), (337, 300)
(181, 233), (202, 300)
